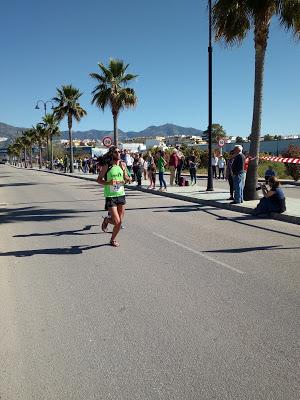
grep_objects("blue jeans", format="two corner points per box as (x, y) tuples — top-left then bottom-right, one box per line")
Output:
(159, 171), (167, 189)
(233, 173), (244, 203)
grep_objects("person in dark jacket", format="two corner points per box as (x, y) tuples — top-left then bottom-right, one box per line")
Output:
(231, 145), (245, 204)
(253, 176), (286, 216)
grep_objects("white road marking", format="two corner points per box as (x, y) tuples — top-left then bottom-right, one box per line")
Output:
(153, 232), (245, 275)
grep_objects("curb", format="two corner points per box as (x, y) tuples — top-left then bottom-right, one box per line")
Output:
(8, 165), (300, 225)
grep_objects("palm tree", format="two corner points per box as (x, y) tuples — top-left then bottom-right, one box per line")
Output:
(43, 113), (60, 170)
(35, 123), (48, 169)
(212, 0), (300, 200)
(20, 131), (33, 168)
(8, 142), (22, 166)
(23, 128), (38, 168)
(90, 59), (138, 145)
(53, 85), (87, 173)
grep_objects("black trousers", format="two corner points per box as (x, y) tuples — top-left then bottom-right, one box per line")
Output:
(175, 166), (182, 184)
(190, 168), (196, 183)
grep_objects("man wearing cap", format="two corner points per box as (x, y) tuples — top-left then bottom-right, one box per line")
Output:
(231, 145), (245, 204)
(168, 148), (179, 186)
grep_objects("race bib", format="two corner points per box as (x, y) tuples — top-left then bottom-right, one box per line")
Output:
(110, 183), (123, 193)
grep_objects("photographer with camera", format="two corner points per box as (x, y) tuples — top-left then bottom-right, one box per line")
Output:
(253, 176), (286, 216)
(96, 146), (131, 247)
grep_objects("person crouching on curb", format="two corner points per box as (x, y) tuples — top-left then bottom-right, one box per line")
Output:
(97, 146), (131, 247)
(252, 176), (286, 216)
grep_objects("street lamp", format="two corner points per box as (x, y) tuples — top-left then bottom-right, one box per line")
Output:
(35, 99), (54, 167)
(206, 0), (214, 191)
(35, 100), (54, 117)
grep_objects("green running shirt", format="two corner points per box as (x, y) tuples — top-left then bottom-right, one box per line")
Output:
(104, 164), (125, 198)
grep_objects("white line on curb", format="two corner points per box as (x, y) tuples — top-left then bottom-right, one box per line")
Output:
(153, 232), (245, 275)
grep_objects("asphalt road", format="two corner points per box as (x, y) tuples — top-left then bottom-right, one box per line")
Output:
(0, 165), (299, 400)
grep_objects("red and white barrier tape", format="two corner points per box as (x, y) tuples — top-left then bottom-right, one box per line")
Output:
(260, 156), (300, 164)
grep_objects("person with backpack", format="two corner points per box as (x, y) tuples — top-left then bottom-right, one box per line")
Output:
(97, 146), (131, 247)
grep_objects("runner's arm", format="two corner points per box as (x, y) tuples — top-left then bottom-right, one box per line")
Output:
(96, 165), (113, 185)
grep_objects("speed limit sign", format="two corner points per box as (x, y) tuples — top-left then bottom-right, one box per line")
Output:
(102, 136), (112, 147)
(218, 139), (225, 147)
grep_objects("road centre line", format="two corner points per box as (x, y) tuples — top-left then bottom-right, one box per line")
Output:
(152, 232), (245, 275)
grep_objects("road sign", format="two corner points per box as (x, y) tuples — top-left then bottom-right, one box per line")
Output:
(218, 139), (225, 147)
(102, 136), (112, 147)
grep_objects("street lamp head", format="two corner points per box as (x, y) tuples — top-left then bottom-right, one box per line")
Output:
(35, 104), (40, 110)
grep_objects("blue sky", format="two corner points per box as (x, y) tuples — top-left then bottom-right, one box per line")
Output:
(1, 0), (299, 137)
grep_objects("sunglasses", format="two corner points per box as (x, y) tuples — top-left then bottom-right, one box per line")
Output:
(113, 150), (120, 153)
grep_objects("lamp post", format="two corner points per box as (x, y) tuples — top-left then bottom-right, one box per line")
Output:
(35, 100), (54, 167)
(206, 0), (214, 191)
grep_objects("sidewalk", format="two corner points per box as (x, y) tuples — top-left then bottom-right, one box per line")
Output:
(11, 165), (300, 225)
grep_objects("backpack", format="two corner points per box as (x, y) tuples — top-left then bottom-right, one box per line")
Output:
(179, 177), (186, 186)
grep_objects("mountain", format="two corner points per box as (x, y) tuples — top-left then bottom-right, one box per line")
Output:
(0, 122), (27, 141)
(0, 122), (203, 145)
(60, 123), (203, 140)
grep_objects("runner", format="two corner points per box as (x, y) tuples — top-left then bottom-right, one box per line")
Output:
(96, 146), (131, 247)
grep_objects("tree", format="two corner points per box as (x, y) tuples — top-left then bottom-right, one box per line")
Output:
(283, 145), (300, 181)
(53, 85), (87, 173)
(35, 123), (48, 169)
(212, 0), (300, 200)
(202, 123), (227, 143)
(24, 128), (38, 168)
(43, 113), (60, 170)
(90, 59), (138, 146)
(235, 136), (245, 144)
(263, 134), (274, 141)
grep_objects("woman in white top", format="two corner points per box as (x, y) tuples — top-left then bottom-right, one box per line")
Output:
(218, 156), (226, 179)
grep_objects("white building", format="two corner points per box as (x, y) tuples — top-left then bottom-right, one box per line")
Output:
(145, 137), (166, 149)
(120, 143), (146, 152)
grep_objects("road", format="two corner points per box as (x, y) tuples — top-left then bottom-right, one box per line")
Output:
(0, 165), (299, 400)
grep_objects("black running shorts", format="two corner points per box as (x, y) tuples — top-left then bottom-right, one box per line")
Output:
(105, 195), (126, 209)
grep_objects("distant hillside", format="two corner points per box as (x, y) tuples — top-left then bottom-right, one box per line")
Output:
(0, 122), (26, 141)
(0, 122), (203, 145)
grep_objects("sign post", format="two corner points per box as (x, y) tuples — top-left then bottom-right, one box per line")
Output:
(218, 138), (225, 156)
(102, 136), (112, 148)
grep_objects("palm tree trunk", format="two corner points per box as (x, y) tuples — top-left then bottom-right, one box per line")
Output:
(29, 147), (33, 168)
(113, 112), (118, 146)
(68, 113), (74, 173)
(24, 147), (27, 168)
(244, 23), (269, 201)
(46, 137), (50, 167)
(50, 136), (53, 170)
(39, 143), (42, 169)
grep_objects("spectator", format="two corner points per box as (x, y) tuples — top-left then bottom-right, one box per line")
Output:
(226, 150), (235, 200)
(264, 165), (276, 184)
(157, 150), (167, 191)
(124, 149), (133, 176)
(253, 176), (286, 216)
(189, 151), (197, 185)
(175, 147), (184, 185)
(169, 149), (179, 186)
(218, 155), (226, 179)
(231, 145), (245, 204)
(211, 154), (218, 179)
(147, 152), (156, 189)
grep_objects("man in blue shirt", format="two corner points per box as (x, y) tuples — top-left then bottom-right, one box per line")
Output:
(231, 145), (245, 204)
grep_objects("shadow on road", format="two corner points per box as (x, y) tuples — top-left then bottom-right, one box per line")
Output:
(203, 245), (300, 253)
(0, 244), (109, 257)
(14, 224), (100, 238)
(202, 209), (300, 239)
(0, 206), (99, 225)
(0, 182), (39, 188)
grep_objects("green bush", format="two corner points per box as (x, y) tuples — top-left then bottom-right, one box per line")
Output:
(283, 145), (300, 181)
